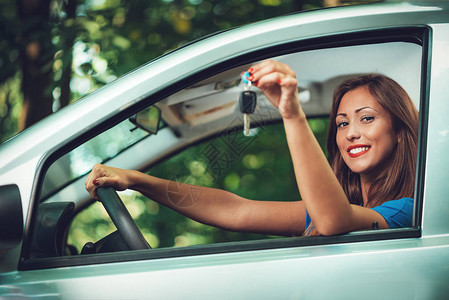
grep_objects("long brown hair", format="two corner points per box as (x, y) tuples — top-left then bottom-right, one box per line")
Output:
(328, 74), (419, 208)
(305, 74), (419, 236)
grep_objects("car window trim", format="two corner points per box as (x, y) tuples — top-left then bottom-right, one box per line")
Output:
(20, 228), (420, 271)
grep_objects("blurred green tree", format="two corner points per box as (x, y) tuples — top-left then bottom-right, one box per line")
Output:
(1, 0), (337, 142)
(0, 0), (377, 142)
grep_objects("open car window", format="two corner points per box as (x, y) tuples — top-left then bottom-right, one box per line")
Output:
(32, 35), (424, 263)
(68, 121), (306, 251)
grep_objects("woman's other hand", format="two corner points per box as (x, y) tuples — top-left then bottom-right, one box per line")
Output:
(85, 164), (134, 199)
(249, 60), (302, 120)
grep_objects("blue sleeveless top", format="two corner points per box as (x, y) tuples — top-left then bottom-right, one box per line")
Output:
(305, 197), (413, 229)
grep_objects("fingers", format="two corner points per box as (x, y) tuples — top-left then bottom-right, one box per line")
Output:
(85, 164), (123, 200)
(277, 76), (299, 96)
(246, 60), (300, 119)
(247, 59), (297, 94)
(249, 59), (296, 86)
(85, 164), (101, 199)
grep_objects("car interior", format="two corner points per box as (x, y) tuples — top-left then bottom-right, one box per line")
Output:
(33, 40), (422, 258)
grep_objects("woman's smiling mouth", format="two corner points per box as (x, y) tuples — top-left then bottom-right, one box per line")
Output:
(347, 145), (371, 157)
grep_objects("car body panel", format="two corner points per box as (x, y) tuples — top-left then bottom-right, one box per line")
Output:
(2, 234), (449, 299)
(422, 23), (449, 236)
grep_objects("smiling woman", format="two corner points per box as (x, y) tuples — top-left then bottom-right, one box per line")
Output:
(254, 64), (418, 236)
(299, 74), (419, 236)
(329, 75), (418, 209)
(336, 87), (398, 178)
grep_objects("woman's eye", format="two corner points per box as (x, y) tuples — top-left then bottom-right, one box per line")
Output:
(337, 121), (348, 128)
(361, 116), (374, 122)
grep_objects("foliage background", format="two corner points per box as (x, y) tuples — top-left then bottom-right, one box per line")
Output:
(0, 0), (377, 142)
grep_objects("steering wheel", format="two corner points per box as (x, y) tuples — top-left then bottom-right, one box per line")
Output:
(97, 187), (151, 250)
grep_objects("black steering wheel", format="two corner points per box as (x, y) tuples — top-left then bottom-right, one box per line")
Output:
(97, 187), (151, 250)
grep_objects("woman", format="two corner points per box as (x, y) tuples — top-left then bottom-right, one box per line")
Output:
(85, 60), (418, 236)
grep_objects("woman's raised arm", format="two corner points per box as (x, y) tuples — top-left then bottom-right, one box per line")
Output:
(250, 60), (389, 235)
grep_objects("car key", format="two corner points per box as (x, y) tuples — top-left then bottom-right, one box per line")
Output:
(240, 72), (257, 136)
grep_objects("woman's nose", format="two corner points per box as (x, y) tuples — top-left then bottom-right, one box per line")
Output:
(346, 124), (361, 141)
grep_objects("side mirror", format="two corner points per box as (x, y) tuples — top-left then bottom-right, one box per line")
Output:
(0, 185), (23, 252)
(129, 105), (161, 134)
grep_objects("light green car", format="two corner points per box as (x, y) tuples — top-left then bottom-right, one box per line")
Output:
(1, 1), (449, 299)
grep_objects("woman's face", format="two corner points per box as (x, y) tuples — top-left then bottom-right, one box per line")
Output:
(335, 86), (398, 177)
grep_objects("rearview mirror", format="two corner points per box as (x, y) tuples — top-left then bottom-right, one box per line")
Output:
(129, 105), (161, 134)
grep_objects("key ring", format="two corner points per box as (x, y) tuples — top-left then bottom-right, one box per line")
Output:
(242, 71), (252, 90)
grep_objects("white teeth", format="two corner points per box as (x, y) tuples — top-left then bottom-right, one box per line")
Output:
(349, 147), (369, 154)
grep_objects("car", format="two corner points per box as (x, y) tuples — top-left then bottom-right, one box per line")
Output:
(1, 1), (449, 298)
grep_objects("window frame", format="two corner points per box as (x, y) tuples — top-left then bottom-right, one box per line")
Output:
(19, 25), (431, 271)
